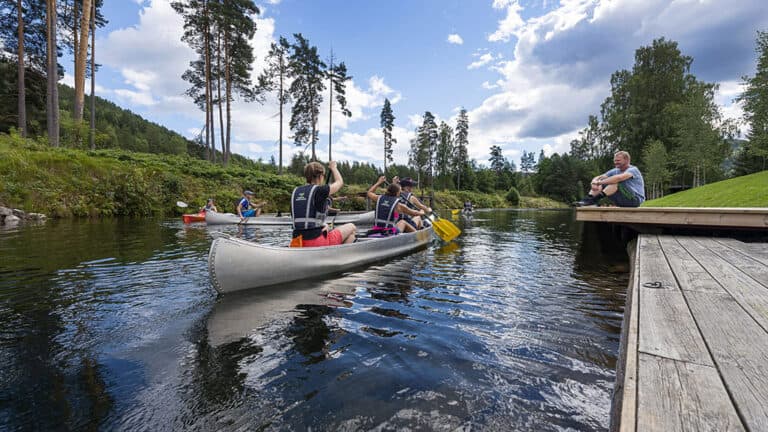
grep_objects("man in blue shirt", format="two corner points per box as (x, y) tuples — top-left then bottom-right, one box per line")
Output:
(574, 151), (645, 207)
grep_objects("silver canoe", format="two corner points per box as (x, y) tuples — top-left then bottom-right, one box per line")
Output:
(204, 210), (374, 226)
(208, 227), (434, 293)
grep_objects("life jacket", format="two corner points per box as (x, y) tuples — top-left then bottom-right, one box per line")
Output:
(399, 191), (418, 210)
(237, 198), (250, 211)
(291, 185), (327, 230)
(375, 195), (400, 229)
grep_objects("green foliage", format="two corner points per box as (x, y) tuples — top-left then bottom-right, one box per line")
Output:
(288, 33), (326, 160)
(643, 171), (768, 207)
(735, 30), (768, 174)
(505, 186), (520, 206)
(380, 98), (395, 170)
(0, 133), (303, 217)
(642, 139), (671, 200)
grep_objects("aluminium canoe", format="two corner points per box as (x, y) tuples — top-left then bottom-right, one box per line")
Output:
(208, 226), (433, 293)
(204, 210), (375, 226)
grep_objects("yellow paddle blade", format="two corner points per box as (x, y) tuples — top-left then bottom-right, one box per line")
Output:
(450, 209), (460, 216)
(431, 217), (461, 242)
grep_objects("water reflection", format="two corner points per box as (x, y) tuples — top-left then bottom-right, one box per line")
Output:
(1, 210), (628, 431)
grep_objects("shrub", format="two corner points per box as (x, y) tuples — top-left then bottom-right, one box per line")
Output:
(506, 186), (520, 206)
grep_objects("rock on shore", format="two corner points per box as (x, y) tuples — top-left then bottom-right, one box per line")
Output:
(0, 206), (47, 226)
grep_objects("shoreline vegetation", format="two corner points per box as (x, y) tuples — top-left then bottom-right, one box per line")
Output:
(0, 134), (565, 219)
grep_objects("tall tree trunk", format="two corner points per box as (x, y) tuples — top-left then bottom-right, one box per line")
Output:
(74, 0), (93, 122)
(216, 31), (225, 164)
(224, 30), (232, 166)
(328, 80), (333, 161)
(278, 65), (284, 174)
(310, 94), (316, 161)
(89, 0), (95, 149)
(203, 0), (213, 161)
(46, 0), (59, 147)
(16, 0), (26, 137)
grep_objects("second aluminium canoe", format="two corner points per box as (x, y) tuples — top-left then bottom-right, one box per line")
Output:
(205, 210), (375, 226)
(208, 227), (433, 293)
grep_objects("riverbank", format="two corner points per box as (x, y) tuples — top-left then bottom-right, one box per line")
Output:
(642, 170), (768, 207)
(0, 134), (566, 218)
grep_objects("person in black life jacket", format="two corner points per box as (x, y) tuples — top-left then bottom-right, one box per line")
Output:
(201, 198), (218, 213)
(392, 176), (431, 229)
(290, 161), (356, 247)
(367, 176), (425, 234)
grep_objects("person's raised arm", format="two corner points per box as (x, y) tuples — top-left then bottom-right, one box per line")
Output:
(366, 176), (386, 201)
(328, 160), (344, 195)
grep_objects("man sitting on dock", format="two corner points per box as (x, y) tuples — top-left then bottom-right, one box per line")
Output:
(573, 150), (645, 207)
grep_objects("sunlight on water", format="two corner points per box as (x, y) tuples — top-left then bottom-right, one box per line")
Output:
(0, 210), (627, 431)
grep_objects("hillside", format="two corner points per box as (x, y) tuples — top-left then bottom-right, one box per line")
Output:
(0, 59), (256, 168)
(643, 170), (768, 207)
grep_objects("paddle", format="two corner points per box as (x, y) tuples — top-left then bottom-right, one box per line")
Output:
(176, 201), (188, 208)
(428, 211), (461, 242)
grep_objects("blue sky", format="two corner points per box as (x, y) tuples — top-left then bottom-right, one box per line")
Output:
(62, 0), (768, 168)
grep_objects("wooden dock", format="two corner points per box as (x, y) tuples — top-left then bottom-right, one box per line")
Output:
(576, 207), (768, 230)
(613, 234), (768, 431)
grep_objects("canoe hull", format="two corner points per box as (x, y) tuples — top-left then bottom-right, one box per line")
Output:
(182, 212), (206, 223)
(208, 227), (433, 293)
(205, 210), (374, 226)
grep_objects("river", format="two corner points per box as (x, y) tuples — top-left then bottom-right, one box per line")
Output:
(0, 209), (628, 431)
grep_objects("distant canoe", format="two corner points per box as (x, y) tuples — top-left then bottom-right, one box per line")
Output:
(204, 210), (375, 226)
(208, 227), (433, 293)
(182, 211), (206, 224)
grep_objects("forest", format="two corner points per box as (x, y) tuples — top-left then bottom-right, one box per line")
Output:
(1, 1), (766, 212)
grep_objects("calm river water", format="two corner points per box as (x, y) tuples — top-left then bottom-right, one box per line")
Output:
(0, 209), (629, 431)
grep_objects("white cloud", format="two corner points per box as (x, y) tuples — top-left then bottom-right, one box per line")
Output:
(447, 34), (464, 45)
(470, 0), (767, 163)
(468, 53), (496, 70)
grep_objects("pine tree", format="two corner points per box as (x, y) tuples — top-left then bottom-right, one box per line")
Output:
(435, 121), (454, 189)
(256, 36), (291, 173)
(326, 50), (351, 160)
(287, 33), (326, 161)
(453, 108), (469, 190)
(380, 98), (396, 172)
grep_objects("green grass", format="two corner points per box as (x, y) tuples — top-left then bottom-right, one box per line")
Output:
(643, 170), (768, 207)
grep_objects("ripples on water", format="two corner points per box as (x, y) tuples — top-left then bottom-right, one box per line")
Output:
(0, 210), (628, 431)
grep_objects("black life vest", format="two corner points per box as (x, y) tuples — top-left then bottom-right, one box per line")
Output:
(399, 191), (418, 210)
(291, 185), (327, 230)
(374, 195), (400, 229)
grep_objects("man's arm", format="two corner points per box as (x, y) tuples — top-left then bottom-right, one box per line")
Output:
(366, 176), (385, 201)
(398, 202), (425, 217)
(328, 161), (344, 195)
(598, 171), (633, 185)
(409, 196), (432, 213)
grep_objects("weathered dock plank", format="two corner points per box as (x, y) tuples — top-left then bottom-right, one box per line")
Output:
(637, 236), (712, 364)
(637, 353), (744, 432)
(576, 207), (768, 229)
(614, 235), (768, 431)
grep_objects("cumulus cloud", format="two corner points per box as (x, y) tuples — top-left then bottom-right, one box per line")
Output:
(447, 34), (464, 45)
(468, 52), (496, 70)
(470, 0), (767, 164)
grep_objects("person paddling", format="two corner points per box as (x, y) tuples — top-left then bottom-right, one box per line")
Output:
(236, 190), (261, 219)
(367, 176), (425, 234)
(290, 161), (356, 247)
(201, 198), (218, 213)
(392, 176), (431, 229)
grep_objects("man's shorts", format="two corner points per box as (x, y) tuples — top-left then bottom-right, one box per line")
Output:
(241, 209), (257, 217)
(300, 229), (343, 247)
(399, 214), (418, 228)
(607, 183), (642, 207)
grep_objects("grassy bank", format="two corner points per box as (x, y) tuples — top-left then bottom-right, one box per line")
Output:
(642, 170), (768, 207)
(0, 134), (566, 218)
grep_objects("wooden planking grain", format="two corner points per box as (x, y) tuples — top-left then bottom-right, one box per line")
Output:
(657, 236), (725, 294)
(694, 237), (768, 288)
(713, 238), (768, 267)
(636, 353), (745, 432)
(677, 236), (768, 333)
(684, 290), (768, 431)
(637, 236), (713, 365)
